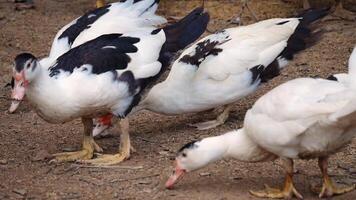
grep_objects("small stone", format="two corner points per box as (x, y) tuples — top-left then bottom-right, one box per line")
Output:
(0, 159), (7, 165)
(113, 192), (119, 198)
(143, 188), (152, 193)
(199, 172), (211, 177)
(13, 189), (27, 196)
(158, 151), (169, 156)
(32, 150), (53, 161)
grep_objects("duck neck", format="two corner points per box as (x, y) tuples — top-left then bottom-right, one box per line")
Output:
(200, 128), (275, 164)
(224, 128), (276, 162)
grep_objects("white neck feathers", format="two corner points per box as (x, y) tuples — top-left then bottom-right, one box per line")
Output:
(200, 128), (275, 163)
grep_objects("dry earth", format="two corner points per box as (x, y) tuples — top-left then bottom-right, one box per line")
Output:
(0, 0), (355, 199)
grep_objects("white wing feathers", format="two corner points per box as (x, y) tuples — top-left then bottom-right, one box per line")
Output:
(200, 18), (300, 80)
(72, 1), (166, 48)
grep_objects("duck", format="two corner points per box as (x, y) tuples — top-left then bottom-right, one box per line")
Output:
(92, 7), (329, 137)
(11, 7), (209, 165)
(165, 47), (356, 199)
(9, 0), (166, 113)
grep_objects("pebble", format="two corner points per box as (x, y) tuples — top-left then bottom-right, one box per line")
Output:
(158, 151), (169, 156)
(32, 150), (53, 161)
(143, 188), (152, 193)
(199, 172), (211, 177)
(12, 189), (27, 196)
(0, 159), (7, 165)
(113, 192), (119, 198)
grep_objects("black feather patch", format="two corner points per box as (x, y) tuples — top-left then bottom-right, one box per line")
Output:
(58, 5), (111, 46)
(249, 60), (281, 83)
(279, 8), (328, 61)
(327, 75), (338, 81)
(276, 20), (289, 25)
(118, 70), (138, 95)
(14, 53), (36, 72)
(49, 34), (140, 77)
(123, 7), (209, 117)
(249, 65), (265, 83)
(178, 140), (199, 153)
(179, 39), (223, 67)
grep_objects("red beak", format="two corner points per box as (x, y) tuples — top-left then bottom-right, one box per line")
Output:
(165, 160), (186, 189)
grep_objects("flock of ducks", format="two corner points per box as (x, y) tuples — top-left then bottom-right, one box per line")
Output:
(8, 0), (355, 199)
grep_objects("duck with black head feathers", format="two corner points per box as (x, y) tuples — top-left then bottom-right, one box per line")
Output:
(166, 47), (356, 199)
(11, 7), (210, 165)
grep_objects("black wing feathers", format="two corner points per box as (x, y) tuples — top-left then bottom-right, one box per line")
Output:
(58, 5), (111, 46)
(280, 7), (329, 60)
(49, 34), (140, 77)
(161, 7), (210, 53)
(179, 39), (223, 67)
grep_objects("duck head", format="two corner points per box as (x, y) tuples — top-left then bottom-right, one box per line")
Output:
(9, 53), (39, 113)
(166, 138), (226, 189)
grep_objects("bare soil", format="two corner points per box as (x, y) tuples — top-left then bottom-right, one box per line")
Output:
(0, 0), (355, 199)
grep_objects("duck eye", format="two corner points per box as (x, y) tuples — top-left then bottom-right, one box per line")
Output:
(182, 153), (187, 157)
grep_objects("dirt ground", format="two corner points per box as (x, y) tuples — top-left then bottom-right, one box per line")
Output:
(0, 0), (355, 199)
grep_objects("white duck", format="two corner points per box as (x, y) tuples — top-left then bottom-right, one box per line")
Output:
(92, 8), (329, 136)
(9, 0), (166, 113)
(11, 7), (209, 165)
(165, 47), (356, 199)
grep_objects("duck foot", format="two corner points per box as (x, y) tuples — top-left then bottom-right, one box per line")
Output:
(50, 136), (102, 163)
(78, 151), (130, 166)
(250, 184), (303, 199)
(314, 156), (355, 198)
(190, 105), (232, 130)
(79, 118), (131, 166)
(251, 158), (303, 199)
(311, 182), (355, 198)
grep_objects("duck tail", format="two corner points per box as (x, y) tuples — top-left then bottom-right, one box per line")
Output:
(158, 7), (210, 67)
(279, 7), (330, 62)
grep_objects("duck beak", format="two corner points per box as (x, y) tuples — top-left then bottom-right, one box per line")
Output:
(9, 73), (26, 113)
(9, 100), (21, 113)
(93, 114), (113, 137)
(165, 160), (186, 189)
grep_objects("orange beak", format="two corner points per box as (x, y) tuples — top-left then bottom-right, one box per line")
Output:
(165, 160), (186, 189)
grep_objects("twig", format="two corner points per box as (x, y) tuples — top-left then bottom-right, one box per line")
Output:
(110, 173), (160, 183)
(71, 164), (143, 170)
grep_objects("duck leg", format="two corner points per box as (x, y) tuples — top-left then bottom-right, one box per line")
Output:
(96, 0), (105, 8)
(317, 156), (355, 198)
(250, 158), (303, 199)
(51, 117), (103, 163)
(79, 118), (131, 166)
(190, 104), (232, 130)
